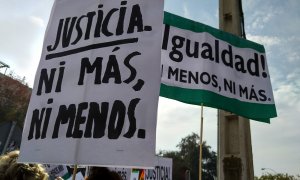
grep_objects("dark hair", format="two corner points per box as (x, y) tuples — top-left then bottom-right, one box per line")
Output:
(86, 167), (121, 180)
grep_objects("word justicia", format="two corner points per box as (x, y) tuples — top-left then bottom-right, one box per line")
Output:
(47, 1), (152, 52)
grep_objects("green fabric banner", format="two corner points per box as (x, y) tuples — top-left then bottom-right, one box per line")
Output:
(160, 12), (277, 123)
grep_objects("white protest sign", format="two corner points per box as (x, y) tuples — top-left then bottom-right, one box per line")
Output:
(145, 157), (172, 180)
(130, 169), (141, 180)
(110, 157), (172, 180)
(109, 167), (131, 180)
(19, 0), (164, 167)
(160, 12), (277, 122)
(44, 164), (70, 179)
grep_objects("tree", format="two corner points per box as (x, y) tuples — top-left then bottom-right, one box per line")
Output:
(254, 173), (300, 180)
(0, 73), (31, 127)
(159, 133), (217, 180)
(160, 151), (188, 180)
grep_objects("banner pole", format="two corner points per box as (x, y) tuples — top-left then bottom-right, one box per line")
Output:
(72, 165), (78, 180)
(199, 103), (204, 180)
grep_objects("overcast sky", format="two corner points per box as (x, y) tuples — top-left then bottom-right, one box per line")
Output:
(1, 0), (299, 177)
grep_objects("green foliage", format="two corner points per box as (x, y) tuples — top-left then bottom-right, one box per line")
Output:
(255, 173), (300, 180)
(159, 133), (217, 180)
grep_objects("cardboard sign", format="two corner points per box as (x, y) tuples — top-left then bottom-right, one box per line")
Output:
(44, 164), (70, 179)
(19, 0), (164, 167)
(110, 157), (172, 180)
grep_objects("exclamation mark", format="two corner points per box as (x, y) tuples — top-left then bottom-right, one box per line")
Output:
(261, 55), (268, 78)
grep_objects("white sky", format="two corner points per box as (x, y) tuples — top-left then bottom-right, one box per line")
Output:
(1, 0), (299, 177)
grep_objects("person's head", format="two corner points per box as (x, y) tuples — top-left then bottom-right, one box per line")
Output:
(86, 167), (121, 180)
(0, 150), (48, 180)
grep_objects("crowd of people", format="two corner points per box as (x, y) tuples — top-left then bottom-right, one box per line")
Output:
(0, 150), (122, 180)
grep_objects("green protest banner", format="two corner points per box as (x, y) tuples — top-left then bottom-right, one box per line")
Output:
(160, 12), (277, 123)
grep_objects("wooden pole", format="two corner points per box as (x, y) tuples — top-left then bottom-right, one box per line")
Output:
(199, 103), (204, 180)
(72, 165), (78, 180)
